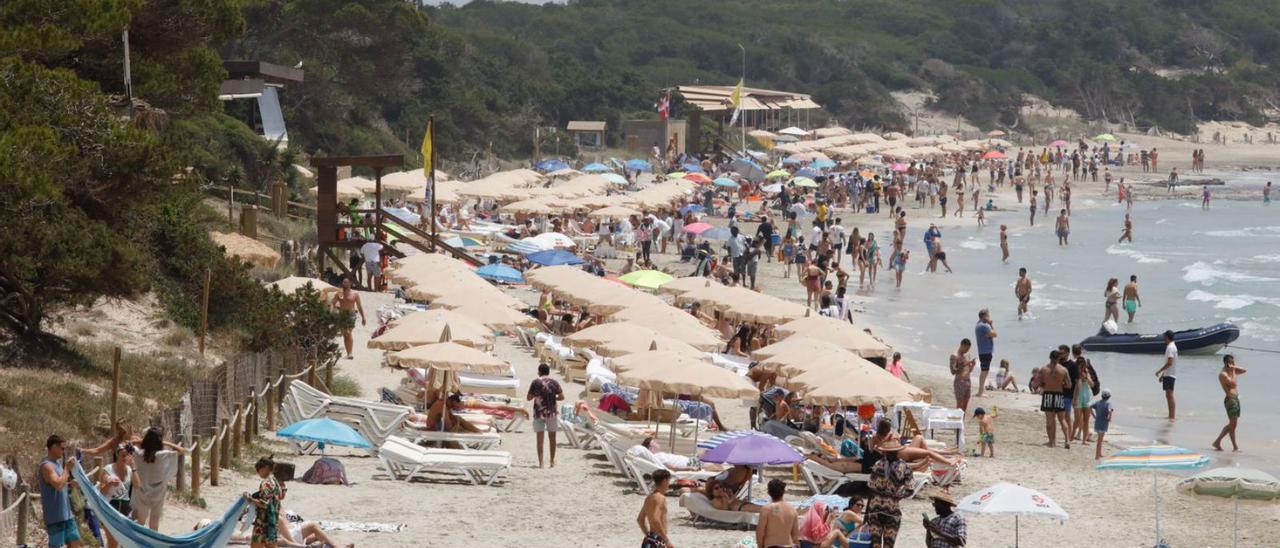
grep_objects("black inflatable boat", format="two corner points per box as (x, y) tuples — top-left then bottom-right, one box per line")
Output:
(1080, 322), (1240, 354)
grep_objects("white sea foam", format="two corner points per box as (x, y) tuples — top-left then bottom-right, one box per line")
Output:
(1198, 226), (1280, 238)
(1182, 261), (1278, 285)
(959, 239), (990, 250)
(1105, 245), (1168, 264)
(1249, 254), (1280, 263)
(951, 291), (973, 299)
(1236, 320), (1280, 342)
(1187, 290), (1280, 310)
(1154, 218), (1168, 225)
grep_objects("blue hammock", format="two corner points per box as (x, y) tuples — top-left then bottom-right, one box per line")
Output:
(73, 462), (248, 548)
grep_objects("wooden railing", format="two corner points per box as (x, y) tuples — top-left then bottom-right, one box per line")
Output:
(0, 355), (331, 546)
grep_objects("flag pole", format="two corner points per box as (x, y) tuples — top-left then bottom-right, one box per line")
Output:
(428, 116), (437, 250)
(739, 44), (747, 152)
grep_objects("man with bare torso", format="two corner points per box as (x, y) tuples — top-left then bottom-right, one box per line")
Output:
(638, 469), (673, 547)
(1122, 275), (1142, 322)
(756, 479), (798, 548)
(1015, 268), (1032, 320)
(329, 277), (366, 360)
(999, 225), (1009, 263)
(1039, 350), (1072, 449)
(1211, 355), (1247, 452)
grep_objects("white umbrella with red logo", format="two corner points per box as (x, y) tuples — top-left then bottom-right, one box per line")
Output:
(957, 482), (1068, 547)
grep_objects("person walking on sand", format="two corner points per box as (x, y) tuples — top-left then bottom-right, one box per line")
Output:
(1212, 354), (1247, 452)
(999, 225), (1010, 263)
(1055, 209), (1070, 245)
(974, 310), (997, 398)
(1070, 345), (1096, 443)
(330, 277), (366, 360)
(757, 479), (799, 548)
(527, 363), (564, 468)
(950, 339), (975, 413)
(1091, 389), (1114, 460)
(638, 469), (673, 547)
(1015, 268), (1032, 320)
(1122, 275), (1142, 322)
(1118, 213), (1133, 243)
(1040, 350), (1072, 449)
(1155, 330), (1178, 421)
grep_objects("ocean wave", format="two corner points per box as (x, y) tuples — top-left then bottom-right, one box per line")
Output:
(1032, 297), (1088, 311)
(1105, 245), (1168, 264)
(1187, 290), (1280, 310)
(1154, 218), (1168, 225)
(1197, 226), (1280, 238)
(958, 239), (990, 250)
(1235, 320), (1280, 343)
(1248, 254), (1280, 263)
(1182, 261), (1278, 285)
(951, 291), (973, 299)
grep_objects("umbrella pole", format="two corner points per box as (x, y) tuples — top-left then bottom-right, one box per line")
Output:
(1233, 496), (1239, 548)
(1153, 471), (1161, 546)
(1015, 515), (1019, 548)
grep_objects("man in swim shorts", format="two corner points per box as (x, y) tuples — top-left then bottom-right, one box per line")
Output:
(1054, 209), (1070, 245)
(1015, 268), (1032, 320)
(1122, 275), (1142, 322)
(974, 309), (997, 397)
(1039, 350), (1071, 449)
(1212, 354), (1246, 452)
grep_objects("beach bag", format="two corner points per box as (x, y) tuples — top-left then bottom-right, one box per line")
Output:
(302, 457), (348, 485)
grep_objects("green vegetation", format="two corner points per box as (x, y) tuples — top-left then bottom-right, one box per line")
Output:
(230, 0), (1280, 161)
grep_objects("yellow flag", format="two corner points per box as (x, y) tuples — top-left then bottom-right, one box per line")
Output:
(729, 79), (744, 125)
(421, 118), (434, 174)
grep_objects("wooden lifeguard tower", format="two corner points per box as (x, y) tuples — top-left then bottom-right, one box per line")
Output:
(312, 154), (481, 285)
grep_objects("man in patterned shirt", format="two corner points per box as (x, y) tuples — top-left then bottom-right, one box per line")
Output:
(526, 363), (563, 468)
(923, 492), (967, 547)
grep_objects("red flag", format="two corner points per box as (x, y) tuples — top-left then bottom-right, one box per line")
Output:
(656, 90), (670, 120)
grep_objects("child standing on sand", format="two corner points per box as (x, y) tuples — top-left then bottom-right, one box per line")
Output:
(1091, 389), (1114, 460)
(974, 407), (995, 458)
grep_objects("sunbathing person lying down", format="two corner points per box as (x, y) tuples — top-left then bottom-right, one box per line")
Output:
(212, 512), (352, 547)
(628, 437), (726, 472)
(423, 387), (529, 418)
(701, 465), (767, 512)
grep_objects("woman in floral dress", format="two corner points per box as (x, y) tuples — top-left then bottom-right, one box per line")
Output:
(866, 440), (914, 548)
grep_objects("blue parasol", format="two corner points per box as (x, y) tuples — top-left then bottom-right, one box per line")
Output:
(582, 162), (613, 173)
(536, 158), (570, 172)
(526, 249), (585, 266)
(475, 263), (525, 283)
(626, 159), (653, 172)
(277, 418), (371, 450)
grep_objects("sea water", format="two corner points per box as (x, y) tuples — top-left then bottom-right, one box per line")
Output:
(860, 196), (1279, 474)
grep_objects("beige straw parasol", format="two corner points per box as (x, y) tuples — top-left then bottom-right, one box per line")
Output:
(386, 341), (511, 374)
(564, 322), (702, 358)
(209, 232), (280, 268)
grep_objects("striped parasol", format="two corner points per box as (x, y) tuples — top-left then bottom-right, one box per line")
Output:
(696, 430), (754, 451)
(1098, 445), (1211, 546)
(1095, 445), (1211, 470)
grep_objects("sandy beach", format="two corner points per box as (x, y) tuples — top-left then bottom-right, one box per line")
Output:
(147, 133), (1280, 547)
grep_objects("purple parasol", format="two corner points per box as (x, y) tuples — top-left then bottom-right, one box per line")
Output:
(700, 431), (804, 466)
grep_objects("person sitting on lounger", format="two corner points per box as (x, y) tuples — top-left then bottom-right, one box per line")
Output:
(703, 465), (764, 512)
(806, 451), (864, 474)
(630, 437), (725, 472)
(865, 419), (960, 472)
(419, 393), (486, 433)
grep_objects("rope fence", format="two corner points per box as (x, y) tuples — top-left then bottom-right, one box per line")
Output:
(1, 347), (335, 546)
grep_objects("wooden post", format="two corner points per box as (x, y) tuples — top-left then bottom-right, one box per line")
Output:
(248, 386), (259, 439)
(110, 347), (121, 428)
(325, 359), (334, 393)
(175, 440), (186, 494)
(246, 397), (256, 442)
(265, 376), (276, 430)
(229, 186), (235, 226)
(219, 419), (230, 469)
(307, 361), (317, 389)
(232, 404), (242, 460)
(275, 377), (287, 420)
(191, 436), (202, 500)
(209, 427), (221, 486)
(15, 485), (27, 545)
(199, 268), (211, 355)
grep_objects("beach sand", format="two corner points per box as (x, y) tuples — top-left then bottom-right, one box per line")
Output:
(158, 136), (1280, 546)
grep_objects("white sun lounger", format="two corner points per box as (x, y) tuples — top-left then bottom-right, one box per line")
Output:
(800, 459), (870, 495)
(623, 451), (718, 494)
(408, 429), (503, 450)
(377, 436), (510, 486)
(678, 492), (757, 528)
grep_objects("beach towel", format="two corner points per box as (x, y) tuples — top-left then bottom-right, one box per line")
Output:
(72, 462), (247, 548)
(317, 520), (406, 533)
(800, 501), (831, 542)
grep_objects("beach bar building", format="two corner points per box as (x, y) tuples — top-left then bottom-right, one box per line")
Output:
(566, 120), (607, 149)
